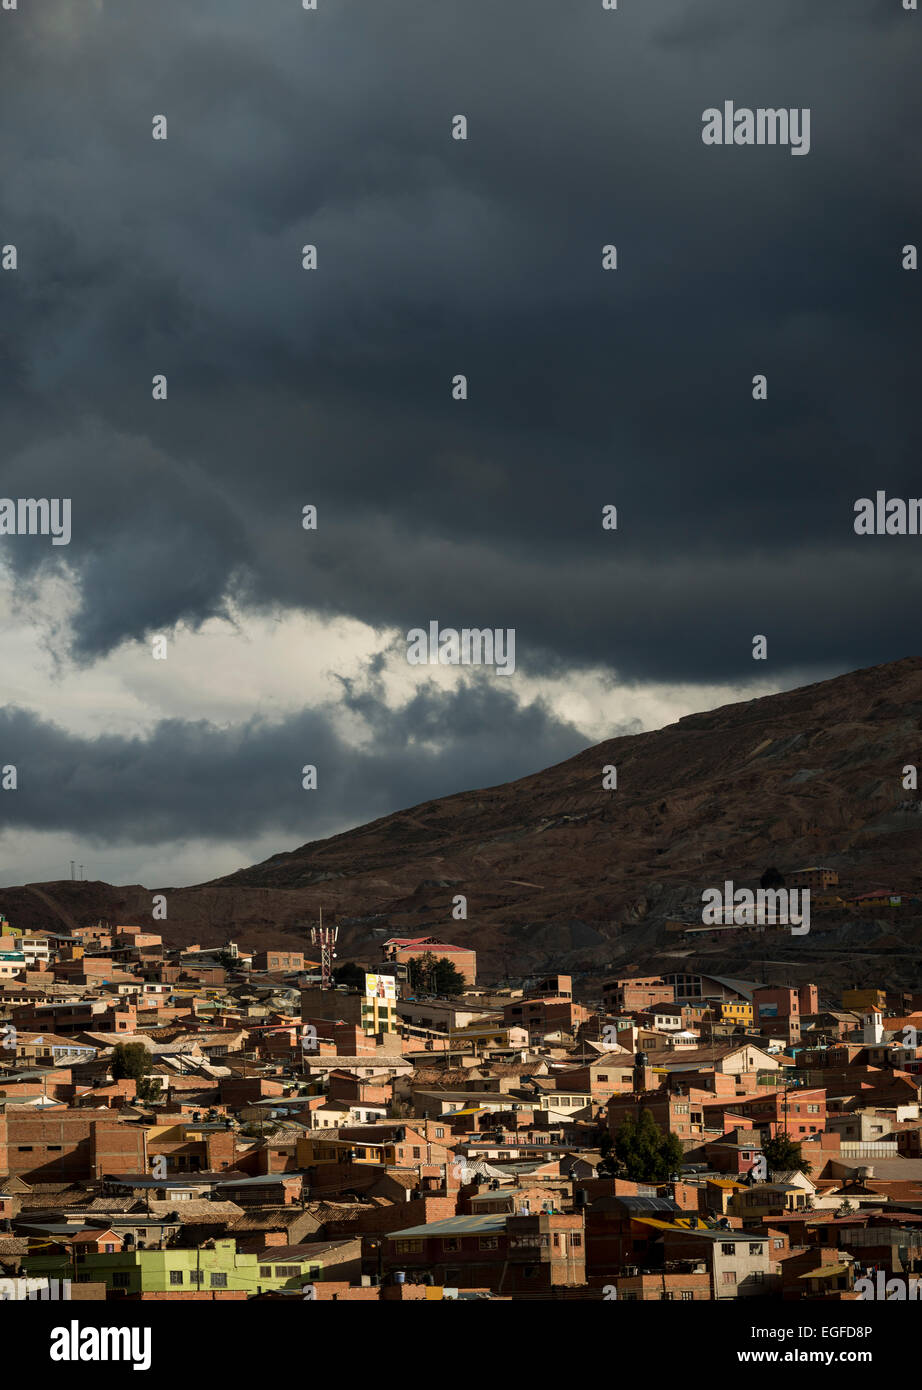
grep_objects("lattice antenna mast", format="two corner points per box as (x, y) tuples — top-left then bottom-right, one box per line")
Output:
(310, 907), (339, 990)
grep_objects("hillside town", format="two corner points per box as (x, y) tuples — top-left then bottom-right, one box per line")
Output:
(1, 906), (922, 1305)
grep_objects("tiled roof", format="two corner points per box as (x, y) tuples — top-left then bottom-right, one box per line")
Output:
(254, 1241), (355, 1261)
(230, 1208), (319, 1232)
(144, 1200), (244, 1221)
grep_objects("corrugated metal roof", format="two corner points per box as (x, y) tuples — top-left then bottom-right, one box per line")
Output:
(614, 1196), (681, 1215)
(390, 1214), (508, 1238)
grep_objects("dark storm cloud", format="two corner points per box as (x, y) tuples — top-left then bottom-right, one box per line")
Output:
(0, 0), (919, 681)
(0, 678), (587, 846)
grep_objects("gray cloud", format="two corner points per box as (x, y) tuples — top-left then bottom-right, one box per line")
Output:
(0, 0), (918, 873)
(0, 0), (919, 680)
(0, 677), (586, 847)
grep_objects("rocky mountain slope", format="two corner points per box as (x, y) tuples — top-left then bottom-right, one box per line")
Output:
(4, 656), (922, 986)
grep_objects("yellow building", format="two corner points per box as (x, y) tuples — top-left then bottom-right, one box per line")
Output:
(297, 1134), (398, 1167)
(729, 1183), (812, 1221)
(842, 988), (886, 1013)
(361, 974), (399, 1035)
(702, 1000), (754, 1026)
(718, 1000), (754, 1026)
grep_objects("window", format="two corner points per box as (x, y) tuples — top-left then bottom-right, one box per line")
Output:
(275, 1266), (301, 1278)
(260, 1266), (272, 1277)
(479, 1237), (499, 1250)
(721, 1243), (736, 1255)
(749, 1244), (763, 1256)
(104, 1244), (116, 1254)
(170, 1270), (184, 1285)
(47, 1145), (62, 1152)
(16, 1146), (33, 1152)
(189, 1270), (203, 1285)
(442, 1238), (459, 1252)
(412, 1147), (421, 1159)
(721, 1271), (737, 1285)
(773, 1238), (783, 1249)
(435, 1127), (445, 1138)
(680, 1290), (694, 1301)
(112, 1273), (130, 1288)
(210, 1272), (228, 1288)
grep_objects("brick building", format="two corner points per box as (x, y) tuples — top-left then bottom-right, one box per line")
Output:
(0, 1106), (148, 1181)
(603, 977), (675, 1014)
(383, 937), (477, 987)
(251, 950), (306, 973)
(383, 1211), (585, 1292)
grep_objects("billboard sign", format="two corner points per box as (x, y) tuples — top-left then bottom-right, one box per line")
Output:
(365, 972), (396, 1002)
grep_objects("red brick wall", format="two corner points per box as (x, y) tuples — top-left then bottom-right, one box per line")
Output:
(323, 1195), (458, 1238)
(333, 1025), (378, 1056)
(301, 1283), (381, 1301)
(205, 1129), (238, 1170)
(0, 1109), (147, 1180)
(91, 1117), (148, 1178)
(220, 1078), (286, 1108)
(328, 1073), (391, 1104)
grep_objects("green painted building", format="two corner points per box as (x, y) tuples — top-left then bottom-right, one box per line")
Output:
(23, 1238), (324, 1296)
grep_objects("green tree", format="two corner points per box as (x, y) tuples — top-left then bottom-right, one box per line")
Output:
(135, 1076), (162, 1105)
(111, 1042), (152, 1082)
(407, 954), (430, 994)
(332, 961), (366, 990)
(610, 1109), (685, 1182)
(408, 952), (465, 997)
(762, 1132), (812, 1176)
(431, 957), (466, 997)
(595, 1124), (613, 1157)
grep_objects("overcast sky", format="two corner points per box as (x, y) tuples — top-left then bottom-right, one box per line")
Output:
(0, 0), (918, 887)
